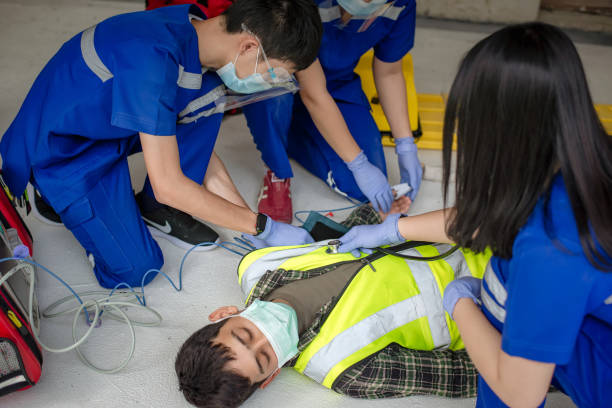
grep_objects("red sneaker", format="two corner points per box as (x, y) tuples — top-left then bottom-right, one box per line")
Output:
(257, 170), (293, 223)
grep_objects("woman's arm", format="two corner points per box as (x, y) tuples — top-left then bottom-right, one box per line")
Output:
(453, 299), (555, 407)
(397, 208), (454, 244)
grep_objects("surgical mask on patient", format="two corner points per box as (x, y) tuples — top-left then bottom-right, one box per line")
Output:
(240, 299), (299, 368)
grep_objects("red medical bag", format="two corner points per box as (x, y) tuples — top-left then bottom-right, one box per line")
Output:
(0, 186), (42, 397)
(145, 0), (234, 17)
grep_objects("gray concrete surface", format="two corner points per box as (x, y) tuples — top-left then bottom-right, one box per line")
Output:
(417, 0), (541, 23)
(1, 1), (610, 407)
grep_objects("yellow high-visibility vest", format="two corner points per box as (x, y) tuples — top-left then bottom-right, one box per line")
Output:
(238, 241), (491, 389)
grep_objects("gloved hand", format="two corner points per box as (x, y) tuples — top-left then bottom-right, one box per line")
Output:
(242, 215), (314, 249)
(442, 277), (482, 319)
(337, 213), (403, 257)
(395, 137), (422, 201)
(345, 151), (393, 213)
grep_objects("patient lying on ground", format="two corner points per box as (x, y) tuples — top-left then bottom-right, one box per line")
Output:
(175, 201), (480, 407)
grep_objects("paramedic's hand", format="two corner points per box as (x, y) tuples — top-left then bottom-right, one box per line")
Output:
(345, 151), (393, 213)
(395, 137), (422, 201)
(338, 213), (403, 257)
(443, 277), (482, 319)
(242, 216), (314, 249)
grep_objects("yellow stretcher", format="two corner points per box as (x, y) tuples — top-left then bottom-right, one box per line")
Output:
(355, 50), (612, 151)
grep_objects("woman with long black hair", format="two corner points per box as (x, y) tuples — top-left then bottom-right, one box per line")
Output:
(338, 23), (612, 407)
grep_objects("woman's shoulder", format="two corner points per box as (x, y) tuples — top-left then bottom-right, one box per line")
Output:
(514, 174), (582, 256)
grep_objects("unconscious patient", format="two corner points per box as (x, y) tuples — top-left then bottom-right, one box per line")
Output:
(175, 204), (488, 407)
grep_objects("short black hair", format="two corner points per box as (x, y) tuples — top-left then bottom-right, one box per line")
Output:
(223, 0), (322, 71)
(442, 23), (612, 269)
(175, 320), (262, 408)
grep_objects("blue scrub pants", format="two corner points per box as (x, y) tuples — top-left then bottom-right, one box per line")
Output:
(41, 119), (220, 289)
(243, 94), (387, 202)
(476, 376), (546, 408)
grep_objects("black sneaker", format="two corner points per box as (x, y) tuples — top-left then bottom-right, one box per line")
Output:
(136, 192), (220, 252)
(27, 184), (63, 226)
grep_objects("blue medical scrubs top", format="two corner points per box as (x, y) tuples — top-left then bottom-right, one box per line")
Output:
(0, 5), (224, 212)
(316, 0), (416, 106)
(481, 174), (612, 407)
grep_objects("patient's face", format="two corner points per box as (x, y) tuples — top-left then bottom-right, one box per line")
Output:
(214, 316), (278, 383)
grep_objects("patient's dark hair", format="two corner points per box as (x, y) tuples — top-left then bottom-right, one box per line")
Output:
(223, 0), (322, 71)
(442, 22), (612, 269)
(175, 320), (261, 408)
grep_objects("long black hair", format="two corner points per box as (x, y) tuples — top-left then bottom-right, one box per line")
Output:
(442, 22), (612, 270)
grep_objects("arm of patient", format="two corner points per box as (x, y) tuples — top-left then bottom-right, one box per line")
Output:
(332, 345), (478, 399)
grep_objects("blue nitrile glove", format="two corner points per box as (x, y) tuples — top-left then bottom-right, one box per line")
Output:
(345, 151), (393, 213)
(337, 213), (403, 257)
(443, 277), (482, 319)
(395, 137), (422, 201)
(242, 215), (314, 249)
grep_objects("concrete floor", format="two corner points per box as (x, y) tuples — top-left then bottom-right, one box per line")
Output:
(1, 1), (611, 407)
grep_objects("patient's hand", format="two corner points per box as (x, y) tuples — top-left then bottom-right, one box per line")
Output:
(379, 196), (411, 221)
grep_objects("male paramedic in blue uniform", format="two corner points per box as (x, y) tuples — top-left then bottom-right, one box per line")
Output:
(0, 1), (322, 288)
(243, 0), (422, 224)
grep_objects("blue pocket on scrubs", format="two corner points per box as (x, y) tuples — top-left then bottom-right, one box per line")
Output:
(61, 196), (133, 275)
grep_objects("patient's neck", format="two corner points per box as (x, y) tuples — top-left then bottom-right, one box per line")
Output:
(271, 298), (294, 309)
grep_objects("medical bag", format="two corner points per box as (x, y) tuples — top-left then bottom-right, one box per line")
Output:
(145, 0), (234, 17)
(0, 185), (42, 397)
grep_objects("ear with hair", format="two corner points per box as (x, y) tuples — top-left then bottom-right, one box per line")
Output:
(209, 306), (240, 322)
(259, 368), (281, 389)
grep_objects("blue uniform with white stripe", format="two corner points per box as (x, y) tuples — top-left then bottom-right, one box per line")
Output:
(0, 5), (224, 288)
(479, 174), (612, 407)
(242, 0), (416, 201)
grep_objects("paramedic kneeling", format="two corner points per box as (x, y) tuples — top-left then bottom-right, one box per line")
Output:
(0, 1), (321, 288)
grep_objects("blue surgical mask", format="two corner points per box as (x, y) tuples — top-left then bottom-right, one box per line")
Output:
(217, 47), (273, 94)
(337, 0), (387, 17)
(240, 299), (299, 368)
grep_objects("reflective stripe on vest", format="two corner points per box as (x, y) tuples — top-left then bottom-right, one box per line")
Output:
(238, 243), (330, 297)
(402, 248), (451, 349)
(303, 292), (428, 383)
(81, 26), (113, 82)
(318, 5), (405, 23)
(605, 294), (612, 305)
(177, 65), (203, 90)
(482, 262), (507, 323)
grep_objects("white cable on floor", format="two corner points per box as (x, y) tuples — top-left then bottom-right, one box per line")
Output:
(0, 240), (247, 374)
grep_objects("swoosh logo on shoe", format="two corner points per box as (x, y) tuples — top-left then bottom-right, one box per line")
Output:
(142, 217), (172, 234)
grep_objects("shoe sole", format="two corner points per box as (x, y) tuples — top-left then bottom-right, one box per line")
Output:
(26, 184), (63, 227)
(146, 226), (220, 252)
